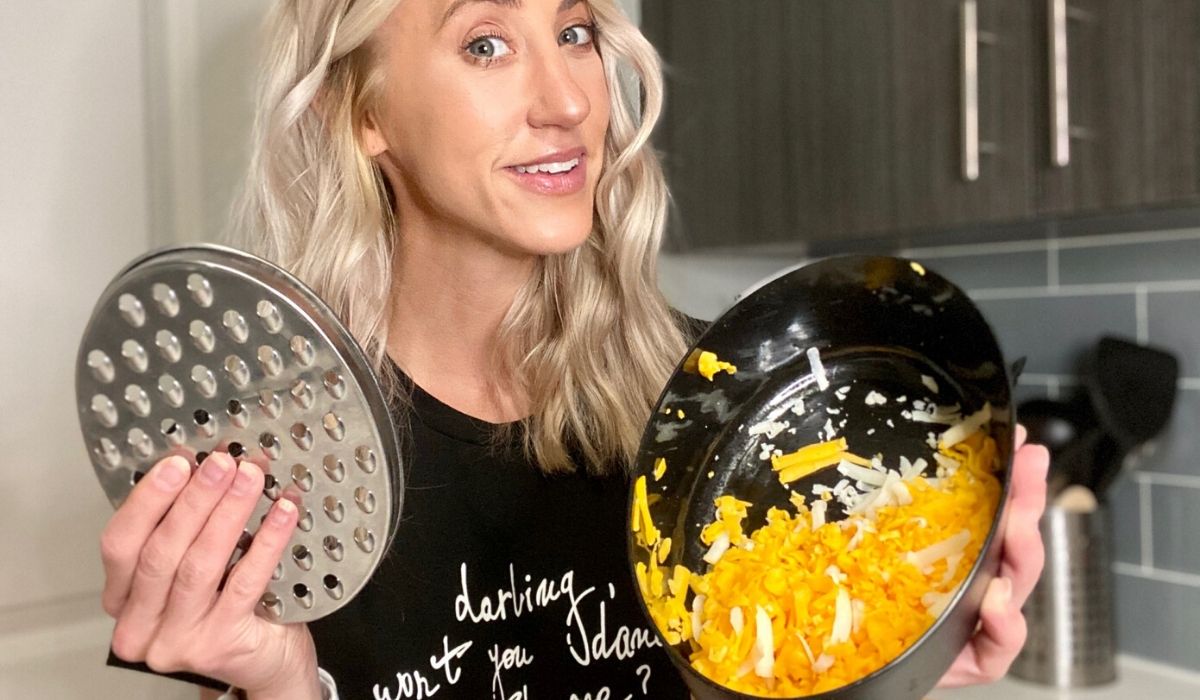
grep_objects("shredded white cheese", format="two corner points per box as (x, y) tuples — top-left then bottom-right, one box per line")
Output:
(703, 532), (731, 564)
(806, 347), (829, 390)
(754, 606), (775, 679)
(940, 403), (992, 448)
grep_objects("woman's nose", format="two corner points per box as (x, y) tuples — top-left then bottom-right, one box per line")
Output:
(527, 50), (591, 130)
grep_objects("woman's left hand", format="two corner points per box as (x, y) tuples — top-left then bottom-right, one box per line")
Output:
(937, 424), (1050, 687)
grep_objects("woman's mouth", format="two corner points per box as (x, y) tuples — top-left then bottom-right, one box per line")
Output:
(505, 155), (587, 196)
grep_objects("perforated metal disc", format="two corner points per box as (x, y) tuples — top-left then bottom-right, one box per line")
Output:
(76, 244), (402, 623)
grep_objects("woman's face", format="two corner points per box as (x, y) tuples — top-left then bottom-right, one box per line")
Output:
(362, 0), (610, 258)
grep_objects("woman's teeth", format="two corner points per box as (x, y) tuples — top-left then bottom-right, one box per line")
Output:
(514, 157), (580, 175)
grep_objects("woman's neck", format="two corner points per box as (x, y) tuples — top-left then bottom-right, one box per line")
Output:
(385, 221), (534, 423)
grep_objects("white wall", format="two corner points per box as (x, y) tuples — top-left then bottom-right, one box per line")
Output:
(0, 0), (195, 696)
(0, 1), (253, 696)
(0, 0), (150, 611)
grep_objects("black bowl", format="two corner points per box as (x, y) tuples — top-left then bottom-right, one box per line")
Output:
(629, 255), (1015, 699)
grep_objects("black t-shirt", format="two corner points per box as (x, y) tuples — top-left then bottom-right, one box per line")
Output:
(307, 366), (691, 700)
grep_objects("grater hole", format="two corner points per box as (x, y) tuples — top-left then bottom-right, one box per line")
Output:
(222, 310), (249, 344)
(354, 526), (375, 553)
(259, 431), (281, 459)
(157, 374), (184, 407)
(258, 389), (282, 419)
(131, 470), (146, 485)
(228, 442), (245, 459)
(298, 507), (313, 532)
(257, 345), (283, 377)
(292, 545), (313, 571)
(186, 273), (213, 307)
(227, 399), (248, 428)
(190, 365), (217, 398)
(154, 330), (182, 364)
(354, 446), (376, 474)
(322, 412), (345, 441)
(95, 437), (121, 468)
(259, 592), (283, 620)
(291, 422), (314, 451)
(322, 535), (344, 562)
(123, 384), (151, 417)
(322, 370), (345, 399)
(188, 320), (215, 353)
(263, 473), (281, 500)
(256, 300), (283, 334)
(293, 583), (314, 609)
(127, 427), (153, 458)
(224, 355), (250, 388)
(118, 293), (146, 327)
(289, 335), (315, 366)
(323, 574), (344, 599)
(322, 455), (345, 483)
(354, 487), (376, 514)
(151, 283), (180, 317)
(195, 451), (210, 466)
(87, 350), (115, 383)
(289, 379), (313, 410)
(323, 496), (345, 523)
(91, 394), (118, 427)
(160, 418), (184, 445)
(291, 464), (313, 492)
(121, 339), (149, 373)
(193, 408), (211, 425)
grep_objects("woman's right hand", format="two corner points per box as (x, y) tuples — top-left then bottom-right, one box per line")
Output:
(102, 452), (321, 700)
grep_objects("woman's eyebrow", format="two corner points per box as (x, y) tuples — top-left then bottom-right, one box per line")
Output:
(439, 0), (584, 30)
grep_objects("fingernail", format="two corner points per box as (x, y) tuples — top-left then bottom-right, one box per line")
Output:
(230, 463), (260, 496)
(200, 452), (231, 485)
(270, 498), (296, 524)
(154, 457), (189, 490)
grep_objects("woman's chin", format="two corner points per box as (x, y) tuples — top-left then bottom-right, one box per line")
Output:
(500, 218), (595, 257)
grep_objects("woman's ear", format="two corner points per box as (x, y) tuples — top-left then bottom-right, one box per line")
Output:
(360, 108), (389, 158)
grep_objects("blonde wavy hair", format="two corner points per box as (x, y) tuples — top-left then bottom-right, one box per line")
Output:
(228, 0), (691, 475)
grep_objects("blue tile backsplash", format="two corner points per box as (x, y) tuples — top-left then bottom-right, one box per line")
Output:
(660, 208), (1200, 672)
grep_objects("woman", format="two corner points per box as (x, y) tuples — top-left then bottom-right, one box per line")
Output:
(100, 1), (1050, 697)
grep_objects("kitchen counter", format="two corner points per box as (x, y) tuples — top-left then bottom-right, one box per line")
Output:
(931, 655), (1200, 700)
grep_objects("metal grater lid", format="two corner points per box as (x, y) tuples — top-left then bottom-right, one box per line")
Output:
(75, 244), (402, 623)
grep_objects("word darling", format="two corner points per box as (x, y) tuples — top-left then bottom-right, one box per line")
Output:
(370, 562), (663, 699)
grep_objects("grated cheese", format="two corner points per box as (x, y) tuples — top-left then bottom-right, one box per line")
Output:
(633, 428), (1001, 696)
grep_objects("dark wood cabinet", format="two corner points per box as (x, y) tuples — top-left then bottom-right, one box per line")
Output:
(1032, 0), (1144, 214)
(1139, 0), (1200, 206)
(891, 0), (1035, 232)
(642, 0), (1200, 248)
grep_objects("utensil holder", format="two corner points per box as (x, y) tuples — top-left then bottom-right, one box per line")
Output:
(1010, 504), (1117, 687)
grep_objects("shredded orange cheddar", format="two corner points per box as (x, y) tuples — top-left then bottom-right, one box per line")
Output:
(692, 350), (737, 381)
(770, 438), (874, 486)
(633, 430), (1001, 695)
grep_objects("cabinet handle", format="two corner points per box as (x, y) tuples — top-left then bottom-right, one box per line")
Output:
(1049, 0), (1070, 167)
(961, 0), (997, 182)
(1048, 1), (1095, 167)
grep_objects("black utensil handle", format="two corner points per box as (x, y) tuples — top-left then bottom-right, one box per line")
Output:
(106, 648), (229, 693)
(1010, 356), (1027, 388)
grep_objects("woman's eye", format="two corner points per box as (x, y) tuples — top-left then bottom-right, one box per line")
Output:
(466, 35), (512, 61)
(559, 23), (595, 47)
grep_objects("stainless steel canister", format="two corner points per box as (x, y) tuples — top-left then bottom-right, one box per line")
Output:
(1010, 504), (1117, 687)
